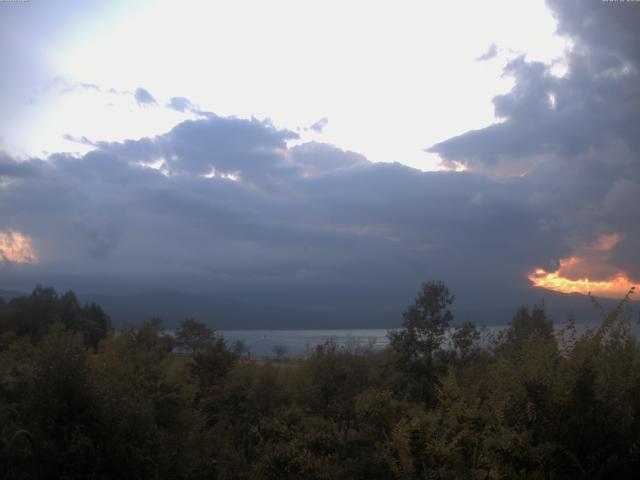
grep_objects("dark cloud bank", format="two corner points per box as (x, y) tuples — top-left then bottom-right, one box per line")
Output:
(1, 0), (638, 327)
(430, 0), (640, 283)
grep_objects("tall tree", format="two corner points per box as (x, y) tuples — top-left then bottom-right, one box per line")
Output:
(388, 280), (454, 406)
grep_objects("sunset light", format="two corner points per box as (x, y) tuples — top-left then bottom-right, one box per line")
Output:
(529, 256), (635, 298)
(2, 0), (640, 476)
(0, 230), (38, 264)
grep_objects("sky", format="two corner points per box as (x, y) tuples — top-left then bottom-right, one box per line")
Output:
(1, 0), (639, 322)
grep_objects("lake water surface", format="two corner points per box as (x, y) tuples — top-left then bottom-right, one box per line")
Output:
(220, 329), (391, 357)
(220, 320), (640, 357)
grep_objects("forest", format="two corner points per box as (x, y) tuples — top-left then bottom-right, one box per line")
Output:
(0, 282), (638, 479)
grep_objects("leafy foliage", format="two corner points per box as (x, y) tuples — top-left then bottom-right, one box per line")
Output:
(0, 283), (639, 479)
(0, 286), (110, 349)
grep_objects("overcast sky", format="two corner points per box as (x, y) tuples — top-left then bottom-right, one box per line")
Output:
(1, 0), (638, 315)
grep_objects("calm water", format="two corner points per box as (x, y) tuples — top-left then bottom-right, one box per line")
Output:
(220, 321), (640, 358)
(220, 329), (391, 357)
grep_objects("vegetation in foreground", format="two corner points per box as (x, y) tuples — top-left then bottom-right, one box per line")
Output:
(0, 282), (639, 479)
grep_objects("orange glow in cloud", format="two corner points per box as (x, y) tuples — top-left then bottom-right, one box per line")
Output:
(528, 233), (636, 298)
(590, 233), (621, 252)
(0, 230), (38, 264)
(529, 258), (634, 298)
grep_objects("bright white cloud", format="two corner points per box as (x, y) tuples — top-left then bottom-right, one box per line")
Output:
(9, 0), (569, 170)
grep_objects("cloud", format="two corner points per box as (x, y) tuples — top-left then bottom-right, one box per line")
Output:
(134, 87), (157, 106)
(0, 103), (634, 326)
(426, 0), (640, 293)
(0, 153), (42, 178)
(47, 77), (101, 94)
(0, 0), (637, 319)
(0, 230), (38, 264)
(547, 0), (640, 70)
(97, 115), (301, 187)
(476, 43), (498, 62)
(308, 117), (328, 133)
(0, 111), (574, 314)
(289, 142), (368, 176)
(62, 134), (97, 147)
(529, 233), (634, 297)
(166, 96), (194, 112)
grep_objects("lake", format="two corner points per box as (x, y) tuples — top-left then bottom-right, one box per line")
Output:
(220, 320), (640, 357)
(219, 329), (391, 357)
